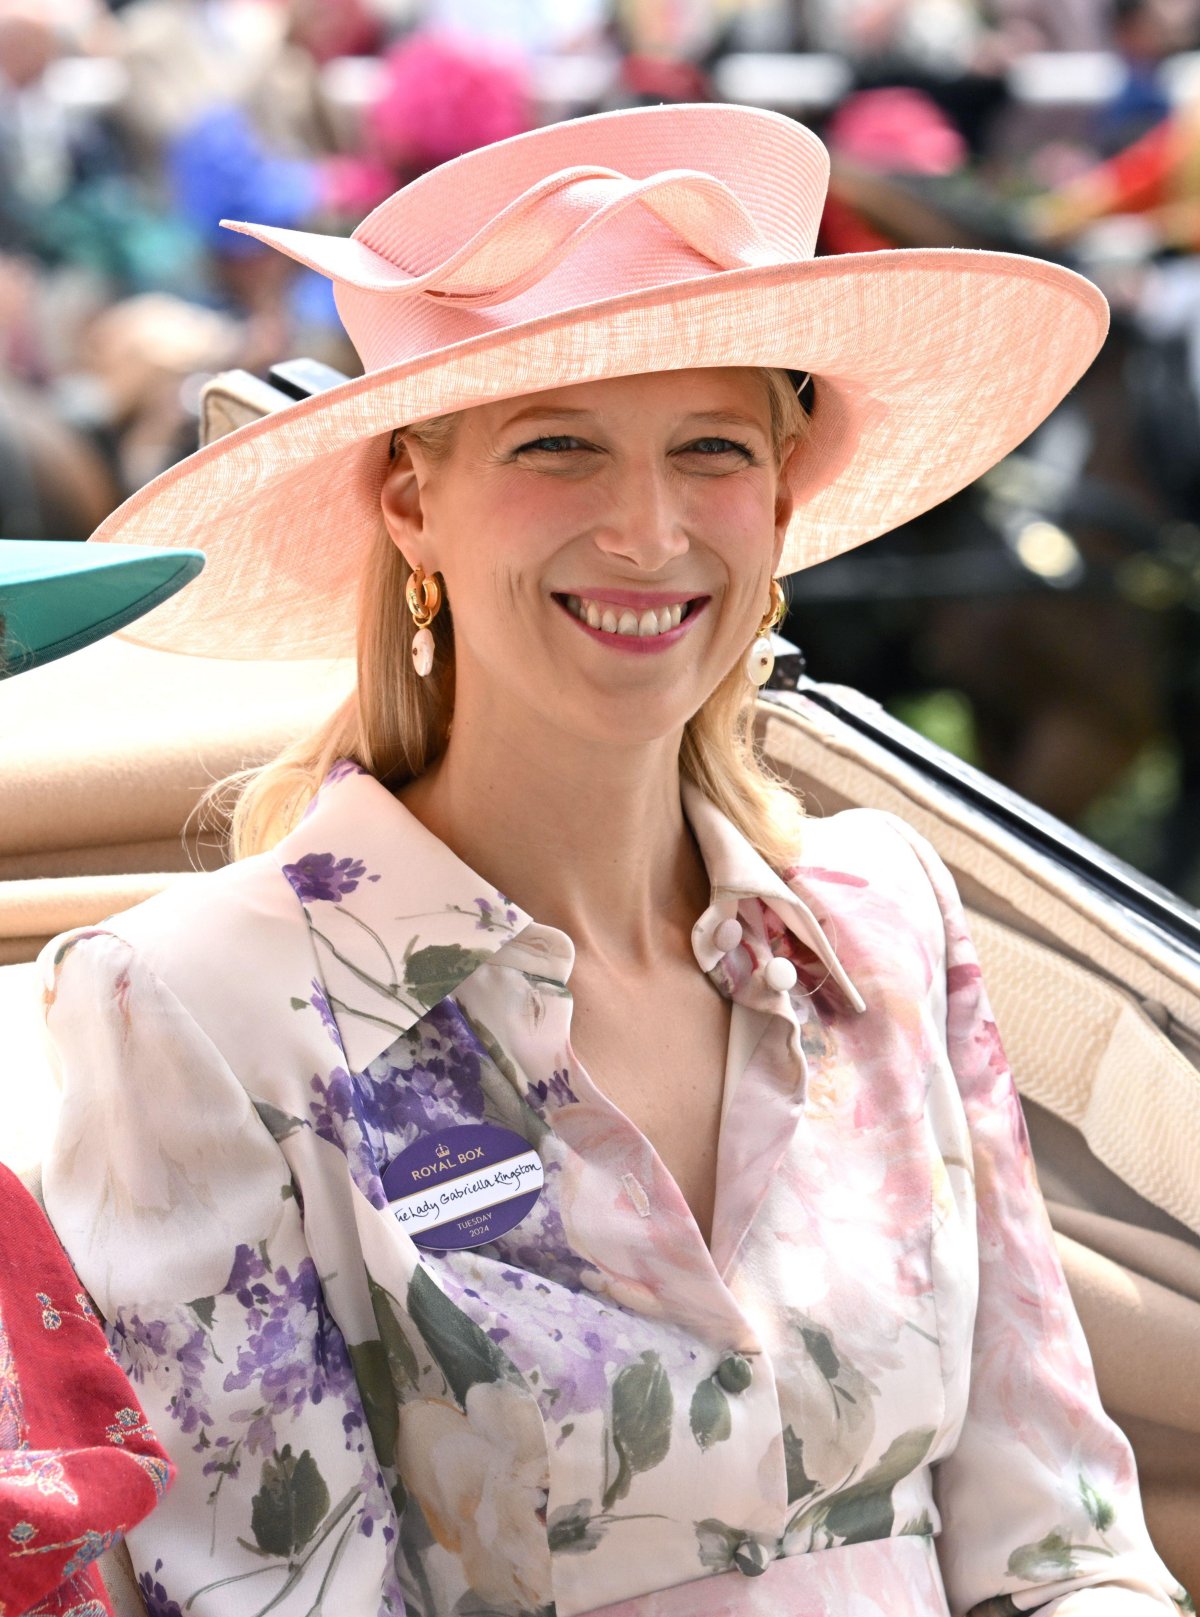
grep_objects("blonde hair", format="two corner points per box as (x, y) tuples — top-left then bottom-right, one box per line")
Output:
(218, 368), (810, 868)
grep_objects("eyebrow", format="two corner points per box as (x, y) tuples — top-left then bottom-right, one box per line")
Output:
(498, 405), (770, 432)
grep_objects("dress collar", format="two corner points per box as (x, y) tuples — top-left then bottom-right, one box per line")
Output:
(273, 762), (863, 1075)
(682, 781), (867, 1016)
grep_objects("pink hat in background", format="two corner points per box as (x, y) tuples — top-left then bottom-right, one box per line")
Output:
(827, 87), (968, 176)
(82, 102), (1107, 661)
(368, 31), (531, 177)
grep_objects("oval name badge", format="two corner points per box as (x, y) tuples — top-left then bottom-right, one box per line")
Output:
(381, 1122), (544, 1251)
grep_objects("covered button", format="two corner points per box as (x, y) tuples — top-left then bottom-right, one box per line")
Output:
(716, 1351), (753, 1393)
(763, 956), (798, 994)
(713, 918), (743, 953)
(733, 1538), (771, 1577)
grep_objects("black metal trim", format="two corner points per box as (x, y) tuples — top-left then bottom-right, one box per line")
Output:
(769, 678), (1200, 959)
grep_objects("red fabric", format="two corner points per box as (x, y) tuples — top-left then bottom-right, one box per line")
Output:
(818, 194), (895, 256)
(1090, 117), (1175, 215)
(0, 1165), (174, 1616)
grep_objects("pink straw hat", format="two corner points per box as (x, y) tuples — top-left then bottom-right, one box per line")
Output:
(88, 102), (1108, 661)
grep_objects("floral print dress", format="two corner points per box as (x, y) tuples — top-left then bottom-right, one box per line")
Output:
(36, 763), (1189, 1617)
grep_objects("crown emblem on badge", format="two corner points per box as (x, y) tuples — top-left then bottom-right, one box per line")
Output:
(435, 1143), (451, 1160)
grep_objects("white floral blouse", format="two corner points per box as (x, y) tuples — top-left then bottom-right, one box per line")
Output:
(37, 761), (1188, 1617)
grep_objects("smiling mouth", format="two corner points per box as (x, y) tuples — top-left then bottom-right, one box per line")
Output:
(555, 594), (702, 639)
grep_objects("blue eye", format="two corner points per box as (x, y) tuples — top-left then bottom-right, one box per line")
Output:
(686, 437), (753, 457)
(519, 436), (586, 453)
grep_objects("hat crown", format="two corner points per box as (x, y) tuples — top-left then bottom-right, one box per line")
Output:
(223, 104), (831, 372)
(355, 103), (828, 268)
(346, 164), (782, 306)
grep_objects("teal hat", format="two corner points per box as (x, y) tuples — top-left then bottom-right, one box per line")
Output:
(0, 540), (205, 676)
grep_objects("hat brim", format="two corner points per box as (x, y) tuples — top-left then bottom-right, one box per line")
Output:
(86, 246), (1106, 660)
(0, 540), (205, 675)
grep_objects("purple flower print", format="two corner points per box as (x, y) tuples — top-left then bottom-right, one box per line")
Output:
(300, 760), (368, 820)
(357, 999), (488, 1145)
(309, 1067), (386, 1208)
(435, 1254), (627, 1420)
(138, 1559), (184, 1617)
(357, 1457), (397, 1546)
(491, 1162), (594, 1290)
(525, 1067), (579, 1114)
(325, 758), (367, 786)
(304, 1001), (500, 1210)
(109, 1311), (212, 1442)
(309, 979), (341, 1048)
(471, 895), (520, 932)
(222, 1250), (356, 1454)
(282, 852), (380, 904)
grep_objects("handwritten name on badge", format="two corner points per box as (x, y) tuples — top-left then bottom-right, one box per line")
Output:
(381, 1123), (544, 1251)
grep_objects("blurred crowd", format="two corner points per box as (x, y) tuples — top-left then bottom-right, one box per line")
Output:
(3, 0), (1200, 898)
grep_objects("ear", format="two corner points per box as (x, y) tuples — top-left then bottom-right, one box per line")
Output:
(380, 436), (430, 569)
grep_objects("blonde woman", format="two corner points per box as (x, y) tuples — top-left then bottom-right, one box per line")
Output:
(37, 105), (1188, 1616)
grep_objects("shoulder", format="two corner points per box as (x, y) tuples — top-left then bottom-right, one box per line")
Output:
(40, 846), (314, 1064)
(785, 803), (956, 927)
(778, 805), (972, 1011)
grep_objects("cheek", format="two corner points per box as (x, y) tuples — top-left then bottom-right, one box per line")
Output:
(681, 477), (778, 553)
(442, 552), (545, 671)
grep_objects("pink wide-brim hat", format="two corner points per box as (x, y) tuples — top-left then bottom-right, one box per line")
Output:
(89, 102), (1108, 661)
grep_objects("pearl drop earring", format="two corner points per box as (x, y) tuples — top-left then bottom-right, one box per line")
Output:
(747, 578), (786, 687)
(406, 566), (443, 677)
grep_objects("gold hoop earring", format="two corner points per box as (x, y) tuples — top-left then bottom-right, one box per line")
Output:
(406, 566), (443, 677)
(746, 578), (786, 688)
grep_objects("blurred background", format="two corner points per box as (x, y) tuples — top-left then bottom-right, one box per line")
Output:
(2, 0), (1200, 902)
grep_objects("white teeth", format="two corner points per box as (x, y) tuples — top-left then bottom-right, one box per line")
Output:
(570, 596), (692, 637)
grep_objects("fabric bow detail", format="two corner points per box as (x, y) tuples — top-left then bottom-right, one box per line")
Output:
(222, 164), (783, 308)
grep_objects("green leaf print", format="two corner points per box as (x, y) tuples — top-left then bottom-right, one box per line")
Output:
(900, 1508), (933, 1537)
(407, 1264), (516, 1406)
(801, 1326), (841, 1382)
(547, 1499), (606, 1555)
(689, 1377), (732, 1452)
(348, 1338), (399, 1465)
(694, 1519), (774, 1575)
(782, 1424), (816, 1504)
(188, 1295), (216, 1331)
(1006, 1529), (1080, 1581)
(403, 943), (492, 1008)
(253, 1100), (306, 1144)
(822, 1427), (936, 1546)
(603, 1351), (673, 1509)
(248, 1446), (330, 1559)
(695, 1517), (745, 1571)
(368, 1275), (421, 1392)
(1079, 1473), (1115, 1533)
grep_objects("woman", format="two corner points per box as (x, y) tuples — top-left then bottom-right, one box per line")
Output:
(35, 104), (1189, 1615)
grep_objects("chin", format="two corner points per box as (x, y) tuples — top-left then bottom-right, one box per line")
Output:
(550, 689), (707, 750)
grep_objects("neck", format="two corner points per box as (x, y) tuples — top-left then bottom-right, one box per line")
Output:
(398, 701), (710, 966)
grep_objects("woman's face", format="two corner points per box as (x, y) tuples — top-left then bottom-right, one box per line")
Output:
(380, 367), (798, 750)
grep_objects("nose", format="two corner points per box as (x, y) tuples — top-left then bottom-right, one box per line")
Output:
(591, 456), (690, 573)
